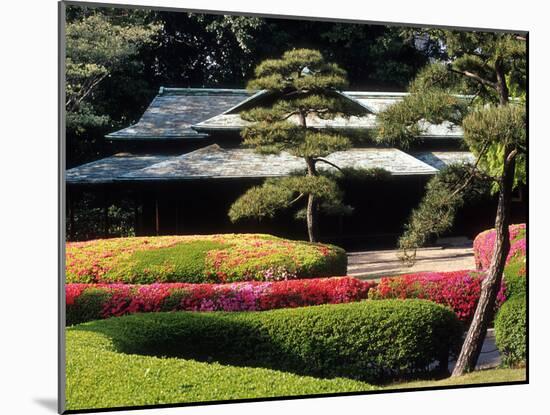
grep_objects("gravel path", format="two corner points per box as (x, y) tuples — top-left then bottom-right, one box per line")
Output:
(347, 244), (476, 280)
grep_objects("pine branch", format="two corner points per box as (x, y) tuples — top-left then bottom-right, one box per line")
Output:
(448, 67), (498, 89)
(444, 140), (490, 203)
(505, 148), (519, 167)
(314, 158), (344, 173)
(281, 110), (301, 121)
(287, 193), (305, 206)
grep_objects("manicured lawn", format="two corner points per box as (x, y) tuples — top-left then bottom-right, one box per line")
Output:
(384, 368), (526, 390)
(66, 324), (525, 411)
(65, 329), (377, 411)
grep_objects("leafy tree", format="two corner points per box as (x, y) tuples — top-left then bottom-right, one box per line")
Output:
(376, 31), (526, 375)
(229, 49), (366, 242)
(141, 13), (434, 90)
(65, 8), (160, 166)
(65, 6), (435, 169)
(257, 21), (436, 90)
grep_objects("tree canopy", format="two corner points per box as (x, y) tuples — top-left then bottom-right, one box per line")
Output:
(229, 49), (370, 242)
(376, 32), (526, 258)
(375, 30), (526, 376)
(65, 5), (436, 167)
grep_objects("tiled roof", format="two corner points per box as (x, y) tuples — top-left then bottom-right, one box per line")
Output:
(193, 90), (463, 138)
(106, 88), (253, 140)
(65, 153), (173, 184)
(67, 145), (446, 184)
(410, 151), (477, 170)
(106, 88), (464, 140)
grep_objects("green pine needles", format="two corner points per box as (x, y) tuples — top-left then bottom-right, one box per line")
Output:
(375, 32), (526, 261)
(229, 49), (366, 242)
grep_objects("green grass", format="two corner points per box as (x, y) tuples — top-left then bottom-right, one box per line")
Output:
(384, 368), (526, 390)
(66, 324), (526, 411)
(67, 300), (461, 382)
(66, 307), (524, 411)
(65, 328), (377, 411)
(127, 240), (229, 283)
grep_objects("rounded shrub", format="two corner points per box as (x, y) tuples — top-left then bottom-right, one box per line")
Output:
(495, 296), (526, 367)
(503, 257), (527, 299)
(74, 299), (462, 382)
(473, 223), (526, 270)
(66, 277), (374, 326)
(66, 234), (347, 284)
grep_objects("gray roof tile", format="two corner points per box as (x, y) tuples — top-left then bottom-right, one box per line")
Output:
(66, 154), (172, 184)
(193, 90), (463, 137)
(106, 88), (253, 140)
(410, 151), (476, 170)
(66, 148), (476, 184)
(106, 88), (464, 139)
(119, 144), (438, 181)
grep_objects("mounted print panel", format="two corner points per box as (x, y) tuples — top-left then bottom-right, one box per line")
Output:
(59, 1), (528, 413)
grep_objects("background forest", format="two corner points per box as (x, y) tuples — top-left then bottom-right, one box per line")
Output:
(66, 5), (445, 169)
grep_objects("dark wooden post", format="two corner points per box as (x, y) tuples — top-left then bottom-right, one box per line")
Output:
(133, 194), (139, 236)
(68, 190), (75, 240)
(155, 197), (160, 236)
(140, 190), (155, 235)
(103, 186), (109, 238)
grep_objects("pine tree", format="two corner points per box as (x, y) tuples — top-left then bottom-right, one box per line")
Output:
(229, 49), (365, 242)
(376, 32), (526, 375)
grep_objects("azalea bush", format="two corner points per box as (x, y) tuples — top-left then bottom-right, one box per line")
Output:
(473, 223), (526, 270)
(71, 299), (462, 382)
(369, 270), (506, 322)
(66, 234), (347, 284)
(66, 277), (373, 325)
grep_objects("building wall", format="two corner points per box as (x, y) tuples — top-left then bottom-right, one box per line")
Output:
(67, 178), (527, 249)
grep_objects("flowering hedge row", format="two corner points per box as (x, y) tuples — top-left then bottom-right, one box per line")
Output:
(473, 223), (526, 270)
(66, 277), (373, 325)
(369, 270), (506, 322)
(66, 234), (347, 284)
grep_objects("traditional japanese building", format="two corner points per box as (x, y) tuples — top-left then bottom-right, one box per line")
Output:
(66, 87), (526, 247)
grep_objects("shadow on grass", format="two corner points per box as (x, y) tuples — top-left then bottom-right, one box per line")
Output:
(71, 309), (453, 385)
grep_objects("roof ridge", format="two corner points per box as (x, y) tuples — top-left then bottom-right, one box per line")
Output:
(178, 143), (225, 158)
(159, 87), (252, 96)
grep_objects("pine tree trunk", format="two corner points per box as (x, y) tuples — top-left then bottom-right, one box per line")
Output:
(451, 147), (516, 376)
(305, 156), (319, 243)
(306, 193), (319, 243)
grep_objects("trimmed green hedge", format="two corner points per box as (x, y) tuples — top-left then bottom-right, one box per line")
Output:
(66, 234), (347, 284)
(73, 299), (462, 382)
(503, 257), (527, 299)
(495, 296), (526, 367)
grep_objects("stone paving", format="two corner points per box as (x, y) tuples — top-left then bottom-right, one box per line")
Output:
(448, 329), (501, 371)
(347, 240), (476, 280)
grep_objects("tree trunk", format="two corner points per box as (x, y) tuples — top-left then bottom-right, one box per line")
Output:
(306, 193), (319, 242)
(495, 58), (509, 106)
(305, 156), (319, 243)
(451, 147), (516, 376)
